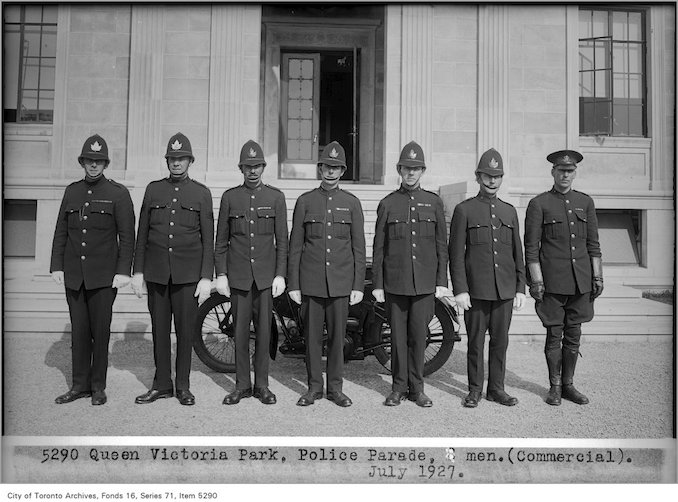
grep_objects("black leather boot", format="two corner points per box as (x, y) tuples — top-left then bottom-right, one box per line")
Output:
(561, 348), (589, 405)
(544, 349), (562, 406)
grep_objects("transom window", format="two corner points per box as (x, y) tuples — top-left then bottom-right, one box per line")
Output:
(578, 8), (647, 137)
(3, 4), (57, 123)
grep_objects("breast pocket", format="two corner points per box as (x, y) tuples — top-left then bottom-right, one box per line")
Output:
(257, 208), (276, 235)
(229, 210), (248, 236)
(179, 201), (201, 228)
(498, 217), (514, 245)
(304, 213), (324, 239)
(575, 211), (587, 238)
(543, 213), (564, 239)
(333, 211), (352, 239)
(467, 221), (490, 245)
(65, 204), (80, 229)
(89, 201), (114, 230)
(149, 201), (168, 226)
(387, 213), (408, 240)
(418, 210), (437, 238)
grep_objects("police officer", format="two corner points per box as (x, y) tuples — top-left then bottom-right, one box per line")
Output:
(215, 140), (288, 406)
(372, 141), (448, 408)
(524, 150), (603, 406)
(50, 134), (135, 406)
(132, 132), (214, 406)
(449, 148), (526, 408)
(288, 141), (366, 407)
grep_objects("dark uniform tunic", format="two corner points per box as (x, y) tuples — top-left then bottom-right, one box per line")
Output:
(524, 187), (601, 352)
(372, 186), (448, 394)
(288, 186), (366, 393)
(134, 176), (214, 392)
(50, 175), (135, 392)
(449, 192), (525, 393)
(215, 183), (288, 390)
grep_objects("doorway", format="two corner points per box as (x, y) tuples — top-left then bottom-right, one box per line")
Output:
(280, 49), (358, 180)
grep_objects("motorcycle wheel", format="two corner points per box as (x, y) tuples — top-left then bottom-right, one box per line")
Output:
(194, 293), (254, 373)
(373, 298), (457, 376)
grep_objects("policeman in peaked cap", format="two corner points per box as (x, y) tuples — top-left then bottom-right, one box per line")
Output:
(524, 149), (602, 406)
(215, 140), (288, 406)
(449, 148), (526, 408)
(132, 132), (214, 406)
(288, 140), (366, 407)
(372, 141), (449, 408)
(50, 134), (135, 406)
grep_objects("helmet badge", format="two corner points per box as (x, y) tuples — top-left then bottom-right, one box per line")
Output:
(562, 155), (571, 163)
(248, 148), (257, 158)
(329, 147), (339, 159)
(171, 140), (182, 151)
(90, 141), (102, 152)
(408, 149), (417, 159)
(489, 157), (498, 169)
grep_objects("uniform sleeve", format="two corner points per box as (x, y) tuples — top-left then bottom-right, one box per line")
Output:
(114, 187), (136, 276)
(274, 191), (289, 278)
(524, 198), (543, 266)
(287, 196), (306, 291)
(49, 190), (69, 273)
(511, 208), (526, 294)
(585, 196), (602, 259)
(371, 199), (387, 290)
(434, 197), (449, 287)
(199, 187), (215, 280)
(448, 204), (469, 295)
(350, 197), (367, 292)
(133, 186), (151, 275)
(214, 192), (230, 276)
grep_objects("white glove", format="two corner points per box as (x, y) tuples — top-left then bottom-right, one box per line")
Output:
(513, 292), (526, 311)
(435, 286), (447, 299)
(216, 275), (230, 297)
(454, 292), (472, 311)
(194, 278), (212, 305)
(289, 290), (302, 304)
(349, 290), (364, 306)
(112, 274), (131, 289)
(51, 271), (64, 286)
(131, 273), (145, 298)
(372, 288), (385, 303)
(272, 276), (286, 298)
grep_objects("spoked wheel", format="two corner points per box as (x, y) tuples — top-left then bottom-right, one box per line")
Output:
(373, 298), (458, 376)
(194, 293), (255, 373)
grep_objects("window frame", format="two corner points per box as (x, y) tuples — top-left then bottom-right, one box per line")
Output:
(578, 6), (648, 137)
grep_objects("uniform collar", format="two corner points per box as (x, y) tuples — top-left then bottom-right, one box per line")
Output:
(475, 191), (497, 203)
(243, 183), (263, 193)
(319, 184), (340, 194)
(398, 185), (421, 194)
(167, 176), (190, 185)
(550, 186), (571, 197)
(84, 175), (106, 187)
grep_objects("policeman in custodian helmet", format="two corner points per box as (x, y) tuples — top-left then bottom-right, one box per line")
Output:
(524, 149), (603, 406)
(449, 148), (526, 409)
(215, 139), (288, 406)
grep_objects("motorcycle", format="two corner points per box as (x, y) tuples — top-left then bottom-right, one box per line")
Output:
(194, 265), (461, 376)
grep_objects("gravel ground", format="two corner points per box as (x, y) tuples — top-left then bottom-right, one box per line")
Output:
(2, 332), (674, 438)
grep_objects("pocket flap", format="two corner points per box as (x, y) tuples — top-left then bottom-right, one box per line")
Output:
(90, 201), (113, 214)
(332, 211), (352, 224)
(574, 212), (587, 222)
(387, 213), (408, 224)
(418, 211), (437, 223)
(181, 201), (201, 212)
(257, 208), (276, 218)
(65, 204), (79, 214)
(304, 213), (323, 223)
(498, 216), (514, 228)
(543, 212), (563, 224)
(229, 210), (246, 218)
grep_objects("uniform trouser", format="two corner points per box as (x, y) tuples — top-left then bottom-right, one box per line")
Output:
(303, 295), (348, 394)
(65, 285), (117, 392)
(464, 298), (513, 393)
(536, 292), (594, 354)
(386, 293), (434, 394)
(146, 280), (198, 392)
(231, 283), (273, 390)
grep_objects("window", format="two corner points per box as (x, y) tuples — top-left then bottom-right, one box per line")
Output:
(578, 8), (647, 136)
(597, 209), (641, 265)
(3, 200), (37, 258)
(3, 4), (57, 123)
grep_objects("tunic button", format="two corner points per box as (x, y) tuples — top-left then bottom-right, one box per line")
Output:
(411, 207), (415, 211)
(410, 196), (414, 200)
(83, 215), (88, 220)
(412, 255), (417, 260)
(169, 234), (173, 239)
(327, 222), (332, 226)
(412, 231), (416, 235)
(327, 235), (332, 240)
(169, 248), (173, 252)
(329, 197), (332, 201)
(493, 238), (497, 242)
(491, 204), (495, 208)
(81, 256), (85, 260)
(82, 229), (87, 234)
(552, 220), (556, 223)
(328, 209), (331, 213)
(494, 251), (497, 255)
(172, 198), (177, 202)
(251, 259), (254, 263)
(250, 220), (254, 224)
(250, 207), (254, 211)
(411, 219), (416, 223)
(81, 242), (86, 246)
(171, 210), (176, 214)
(250, 233), (254, 237)
(566, 200), (570, 204)
(572, 246), (575, 250)
(492, 214), (496, 218)
(87, 190), (92, 195)
(251, 246), (254, 251)
(572, 258), (576, 262)
(326, 262), (330, 266)
(571, 233), (575, 238)
(84, 202), (89, 207)
(327, 249), (331, 253)
(568, 209), (572, 213)
(495, 264), (498, 267)
(175, 187), (179, 191)
(251, 195), (255, 199)
(570, 221), (574, 225)
(412, 243), (417, 248)
(170, 222), (174, 226)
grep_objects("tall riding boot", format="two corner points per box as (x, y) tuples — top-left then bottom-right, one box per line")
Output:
(544, 349), (562, 406)
(561, 348), (589, 404)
